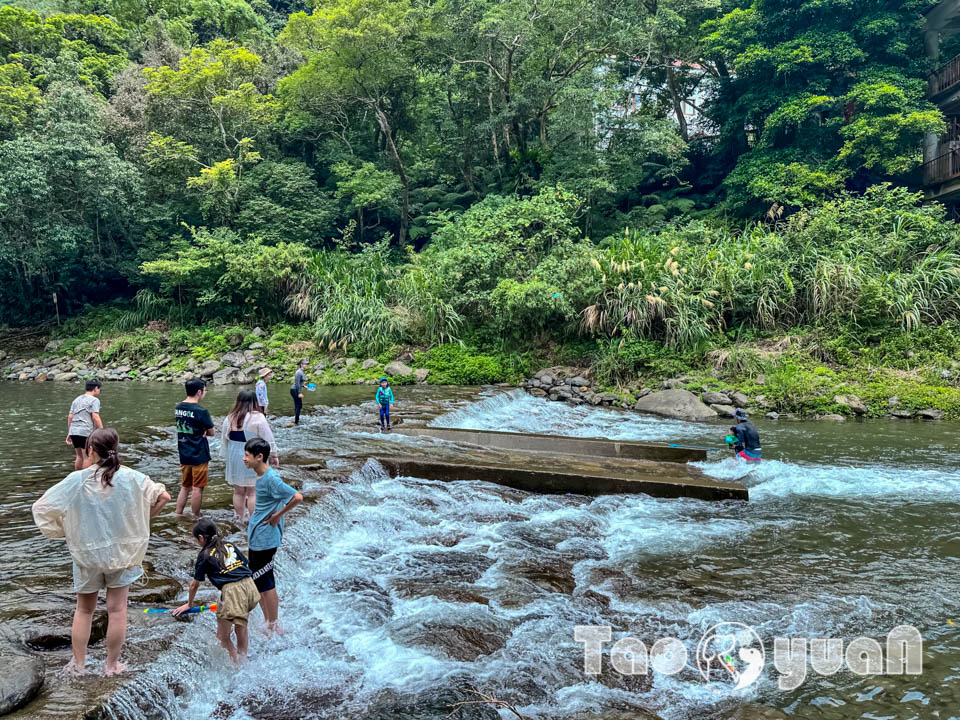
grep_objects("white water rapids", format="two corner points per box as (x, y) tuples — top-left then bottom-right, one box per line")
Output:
(98, 389), (960, 720)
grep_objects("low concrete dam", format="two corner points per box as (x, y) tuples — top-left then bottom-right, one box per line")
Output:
(385, 426), (747, 502)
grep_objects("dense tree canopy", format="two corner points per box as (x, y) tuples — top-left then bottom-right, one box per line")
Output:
(0, 0), (948, 324)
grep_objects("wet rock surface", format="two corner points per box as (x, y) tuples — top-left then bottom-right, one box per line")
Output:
(0, 654), (43, 716)
(127, 571), (182, 604)
(24, 610), (108, 651)
(633, 389), (718, 420)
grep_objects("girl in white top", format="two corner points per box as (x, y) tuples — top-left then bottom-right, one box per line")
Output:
(220, 390), (279, 520)
(33, 428), (170, 676)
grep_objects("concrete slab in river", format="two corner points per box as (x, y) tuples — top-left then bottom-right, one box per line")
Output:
(393, 426), (707, 463)
(378, 455), (748, 502)
(377, 427), (746, 502)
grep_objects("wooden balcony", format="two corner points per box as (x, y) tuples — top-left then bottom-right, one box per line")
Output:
(923, 148), (960, 186)
(931, 53), (960, 98)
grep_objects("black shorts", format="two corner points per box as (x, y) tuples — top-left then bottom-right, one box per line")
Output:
(70, 435), (88, 449)
(249, 547), (277, 593)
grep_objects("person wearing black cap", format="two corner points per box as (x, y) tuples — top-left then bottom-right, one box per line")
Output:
(728, 408), (761, 462)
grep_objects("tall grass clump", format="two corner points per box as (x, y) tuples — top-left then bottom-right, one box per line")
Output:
(289, 243), (461, 354)
(582, 186), (960, 349)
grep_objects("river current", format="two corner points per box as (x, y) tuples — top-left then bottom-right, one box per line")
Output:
(2, 383), (959, 720)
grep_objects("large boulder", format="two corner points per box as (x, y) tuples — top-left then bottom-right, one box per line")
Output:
(199, 359), (220, 377)
(833, 394), (867, 416)
(633, 389), (717, 420)
(701, 391), (731, 405)
(528, 388), (547, 398)
(385, 361), (413, 377)
(362, 359), (377, 370)
(0, 655), (44, 715)
(566, 376), (591, 388)
(918, 408), (944, 420)
(729, 391), (750, 407)
(53, 372), (78, 382)
(221, 351), (245, 367)
(414, 369), (430, 384)
(710, 404), (736, 418)
(212, 367), (241, 385)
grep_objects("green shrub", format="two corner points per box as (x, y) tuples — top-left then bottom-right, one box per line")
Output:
(415, 344), (507, 385)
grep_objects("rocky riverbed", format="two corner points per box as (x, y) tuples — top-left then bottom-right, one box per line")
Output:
(2, 332), (430, 388)
(523, 366), (947, 422)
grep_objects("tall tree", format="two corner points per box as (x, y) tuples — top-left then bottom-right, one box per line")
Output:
(701, 0), (944, 213)
(280, 0), (420, 243)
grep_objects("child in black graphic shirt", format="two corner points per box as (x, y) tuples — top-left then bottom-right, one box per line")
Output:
(173, 518), (261, 663)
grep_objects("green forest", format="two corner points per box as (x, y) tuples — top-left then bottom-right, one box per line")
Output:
(2, 0), (960, 400)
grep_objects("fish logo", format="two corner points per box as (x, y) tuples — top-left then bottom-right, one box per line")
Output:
(696, 622), (765, 691)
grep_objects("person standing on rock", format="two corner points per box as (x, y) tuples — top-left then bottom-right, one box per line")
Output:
(32, 428), (170, 676)
(220, 390), (279, 521)
(244, 438), (302, 635)
(66, 379), (103, 471)
(289, 359), (308, 425)
(255, 368), (272, 413)
(175, 379), (216, 516)
(376, 377), (394, 430)
(728, 408), (761, 462)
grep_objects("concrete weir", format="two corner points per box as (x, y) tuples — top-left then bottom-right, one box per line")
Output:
(377, 456), (748, 502)
(393, 426), (706, 463)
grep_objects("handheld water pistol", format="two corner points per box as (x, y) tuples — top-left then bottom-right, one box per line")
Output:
(143, 603), (217, 615)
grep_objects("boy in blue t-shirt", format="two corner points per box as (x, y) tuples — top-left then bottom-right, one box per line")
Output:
(376, 377), (395, 430)
(244, 438), (302, 635)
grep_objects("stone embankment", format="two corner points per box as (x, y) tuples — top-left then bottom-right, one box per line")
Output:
(524, 367), (946, 421)
(1, 332), (431, 387)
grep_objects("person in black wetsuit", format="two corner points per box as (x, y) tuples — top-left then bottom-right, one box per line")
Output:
(729, 408), (761, 462)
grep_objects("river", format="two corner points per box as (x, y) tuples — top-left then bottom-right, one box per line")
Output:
(2, 382), (959, 720)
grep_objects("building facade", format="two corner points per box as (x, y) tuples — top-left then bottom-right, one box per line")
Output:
(923, 0), (960, 201)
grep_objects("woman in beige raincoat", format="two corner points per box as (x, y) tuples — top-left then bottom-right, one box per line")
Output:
(33, 428), (170, 675)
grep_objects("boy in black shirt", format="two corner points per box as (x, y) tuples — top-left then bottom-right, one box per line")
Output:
(175, 378), (215, 517)
(174, 518), (261, 664)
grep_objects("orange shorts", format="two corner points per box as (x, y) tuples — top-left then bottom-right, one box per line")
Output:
(180, 463), (209, 488)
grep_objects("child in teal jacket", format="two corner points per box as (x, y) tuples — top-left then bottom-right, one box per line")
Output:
(376, 378), (395, 430)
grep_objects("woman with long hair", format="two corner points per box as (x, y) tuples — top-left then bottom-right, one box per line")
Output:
(220, 390), (279, 520)
(33, 428), (170, 676)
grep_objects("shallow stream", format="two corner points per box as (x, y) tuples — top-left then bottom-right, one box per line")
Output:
(2, 383), (958, 720)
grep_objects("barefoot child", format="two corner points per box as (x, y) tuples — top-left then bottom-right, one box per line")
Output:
(245, 438), (302, 635)
(174, 518), (261, 664)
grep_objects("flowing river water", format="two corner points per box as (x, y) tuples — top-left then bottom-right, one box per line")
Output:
(1, 382), (959, 720)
